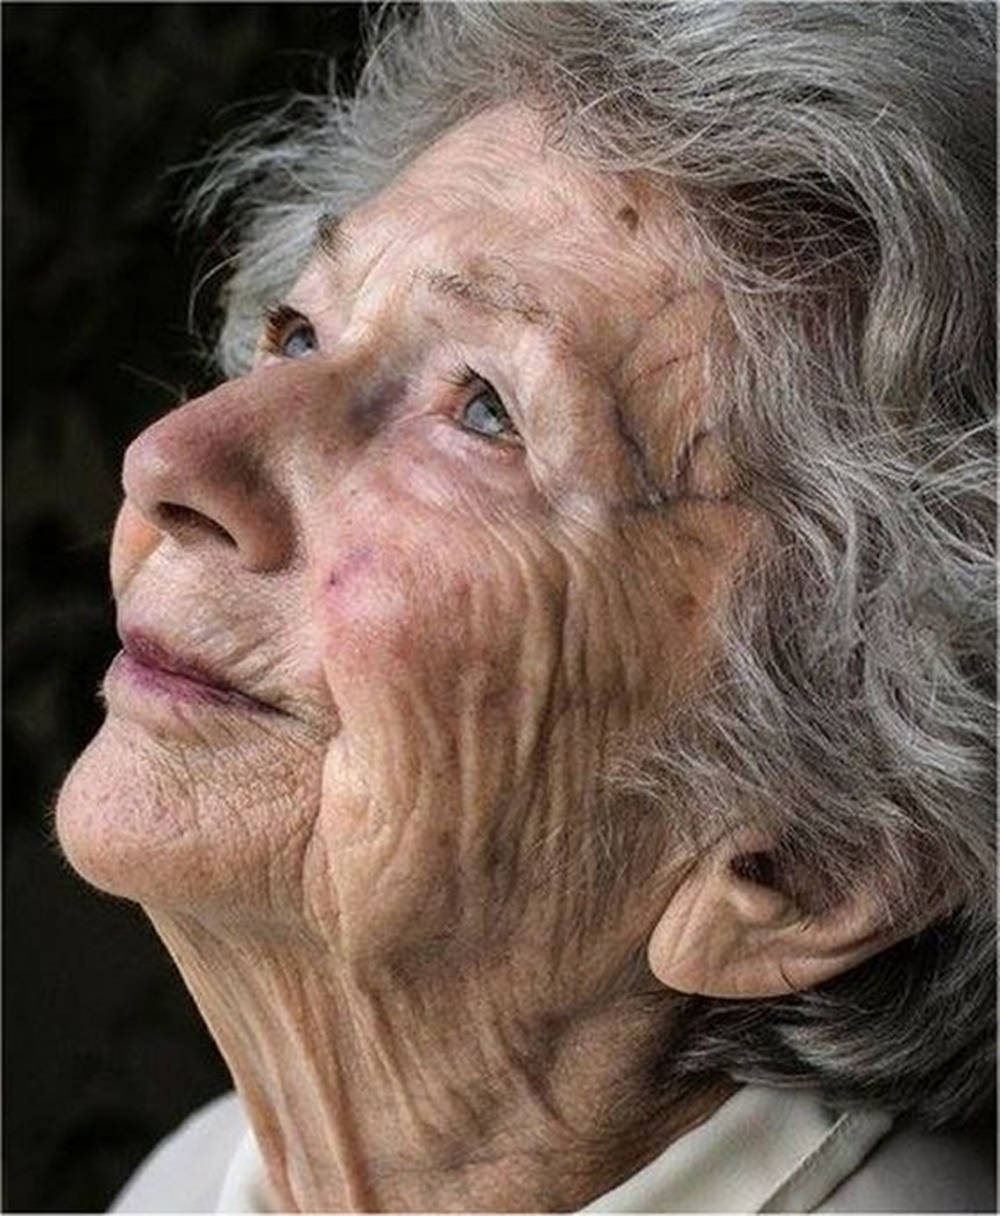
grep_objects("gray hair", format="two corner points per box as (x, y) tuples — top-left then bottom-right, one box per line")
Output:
(191, 3), (995, 1126)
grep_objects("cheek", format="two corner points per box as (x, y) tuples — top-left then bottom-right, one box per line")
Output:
(312, 516), (577, 952)
(315, 450), (555, 718)
(321, 527), (538, 721)
(315, 498), (580, 831)
(110, 501), (162, 594)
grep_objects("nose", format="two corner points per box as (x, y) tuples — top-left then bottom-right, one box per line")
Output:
(121, 362), (332, 572)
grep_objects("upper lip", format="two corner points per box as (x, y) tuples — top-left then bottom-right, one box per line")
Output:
(120, 628), (281, 713)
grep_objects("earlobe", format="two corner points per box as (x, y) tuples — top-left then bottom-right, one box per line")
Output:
(647, 840), (941, 999)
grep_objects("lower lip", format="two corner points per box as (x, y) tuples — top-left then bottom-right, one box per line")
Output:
(107, 650), (276, 713)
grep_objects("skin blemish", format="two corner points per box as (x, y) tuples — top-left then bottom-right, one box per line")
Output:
(617, 205), (640, 233)
(330, 546), (374, 586)
(348, 378), (408, 439)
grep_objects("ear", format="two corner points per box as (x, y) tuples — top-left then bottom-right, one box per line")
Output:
(648, 836), (944, 998)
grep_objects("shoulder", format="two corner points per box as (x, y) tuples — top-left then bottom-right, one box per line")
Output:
(110, 1091), (249, 1212)
(820, 1117), (997, 1213)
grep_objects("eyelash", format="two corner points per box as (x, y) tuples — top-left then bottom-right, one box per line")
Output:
(442, 362), (482, 392)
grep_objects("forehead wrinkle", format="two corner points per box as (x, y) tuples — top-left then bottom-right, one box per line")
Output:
(614, 286), (714, 398)
(619, 346), (703, 405)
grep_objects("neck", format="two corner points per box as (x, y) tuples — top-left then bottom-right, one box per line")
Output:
(149, 911), (734, 1212)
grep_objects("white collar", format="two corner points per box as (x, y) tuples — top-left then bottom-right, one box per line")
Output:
(216, 1085), (892, 1213)
(580, 1084), (892, 1212)
(217, 1126), (276, 1213)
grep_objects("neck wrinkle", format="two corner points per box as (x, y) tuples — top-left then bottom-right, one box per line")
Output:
(147, 910), (734, 1213)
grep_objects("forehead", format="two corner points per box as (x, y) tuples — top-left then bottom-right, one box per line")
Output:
(296, 105), (698, 363)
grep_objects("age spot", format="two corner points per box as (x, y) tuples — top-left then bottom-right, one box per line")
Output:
(617, 205), (640, 233)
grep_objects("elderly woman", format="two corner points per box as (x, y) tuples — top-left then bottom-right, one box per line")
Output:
(56, 2), (994, 1212)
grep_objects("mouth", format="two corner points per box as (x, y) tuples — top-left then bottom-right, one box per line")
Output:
(114, 630), (281, 714)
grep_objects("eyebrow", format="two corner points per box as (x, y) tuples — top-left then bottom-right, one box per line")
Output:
(315, 212), (349, 262)
(418, 267), (559, 330)
(313, 213), (564, 335)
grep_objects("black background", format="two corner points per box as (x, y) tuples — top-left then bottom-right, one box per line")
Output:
(4, 6), (365, 1210)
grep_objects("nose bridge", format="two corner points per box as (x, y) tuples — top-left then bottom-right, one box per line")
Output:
(122, 353), (373, 572)
(249, 352), (382, 464)
(198, 354), (367, 449)
(204, 347), (389, 460)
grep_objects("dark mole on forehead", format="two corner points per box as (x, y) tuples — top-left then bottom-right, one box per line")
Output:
(617, 205), (640, 233)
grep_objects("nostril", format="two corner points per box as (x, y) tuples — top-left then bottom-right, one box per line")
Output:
(156, 501), (237, 548)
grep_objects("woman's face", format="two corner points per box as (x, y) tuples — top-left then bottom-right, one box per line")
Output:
(57, 106), (750, 975)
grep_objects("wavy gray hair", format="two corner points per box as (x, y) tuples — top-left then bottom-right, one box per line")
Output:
(191, 2), (995, 1126)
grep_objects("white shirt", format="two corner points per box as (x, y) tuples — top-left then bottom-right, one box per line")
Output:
(111, 1084), (995, 1213)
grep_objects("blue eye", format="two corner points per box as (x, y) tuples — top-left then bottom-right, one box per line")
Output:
(264, 305), (318, 359)
(281, 323), (317, 359)
(461, 384), (517, 439)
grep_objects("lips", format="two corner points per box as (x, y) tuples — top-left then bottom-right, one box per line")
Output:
(119, 629), (280, 713)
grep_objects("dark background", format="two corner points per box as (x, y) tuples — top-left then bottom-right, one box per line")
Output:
(4, 6), (365, 1210)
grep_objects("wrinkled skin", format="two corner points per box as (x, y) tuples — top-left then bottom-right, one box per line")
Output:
(57, 107), (749, 1210)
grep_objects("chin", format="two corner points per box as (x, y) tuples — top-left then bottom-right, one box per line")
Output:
(55, 717), (231, 912)
(56, 720), (184, 902)
(56, 712), (326, 925)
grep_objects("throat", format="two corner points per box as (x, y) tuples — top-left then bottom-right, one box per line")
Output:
(249, 978), (734, 1212)
(148, 913), (735, 1213)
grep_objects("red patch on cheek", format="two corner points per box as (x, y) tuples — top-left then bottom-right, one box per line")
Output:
(322, 543), (468, 674)
(329, 545), (374, 587)
(323, 545), (409, 657)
